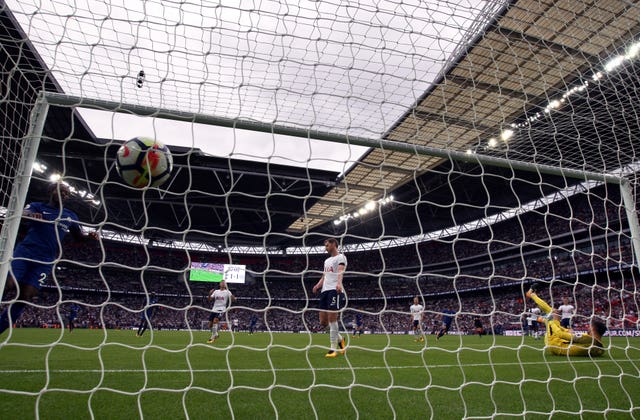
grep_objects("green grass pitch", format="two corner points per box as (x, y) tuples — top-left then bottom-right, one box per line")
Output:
(0, 329), (638, 419)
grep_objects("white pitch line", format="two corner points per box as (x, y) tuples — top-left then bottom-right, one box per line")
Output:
(1, 359), (638, 374)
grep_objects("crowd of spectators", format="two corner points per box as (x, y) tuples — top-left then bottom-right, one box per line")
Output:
(2, 189), (638, 335)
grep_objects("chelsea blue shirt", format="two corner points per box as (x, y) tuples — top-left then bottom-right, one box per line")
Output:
(16, 202), (80, 263)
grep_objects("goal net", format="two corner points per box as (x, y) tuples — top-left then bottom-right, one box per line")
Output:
(1, 0), (640, 418)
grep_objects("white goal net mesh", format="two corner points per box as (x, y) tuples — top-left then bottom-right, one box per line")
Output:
(1, 0), (639, 418)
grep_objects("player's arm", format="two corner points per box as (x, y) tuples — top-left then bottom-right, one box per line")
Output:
(22, 203), (43, 220)
(312, 274), (324, 294)
(69, 224), (99, 242)
(230, 292), (237, 303)
(548, 322), (581, 342)
(207, 289), (215, 301)
(335, 263), (345, 293)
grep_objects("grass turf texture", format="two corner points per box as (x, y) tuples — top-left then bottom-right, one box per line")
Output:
(0, 330), (638, 419)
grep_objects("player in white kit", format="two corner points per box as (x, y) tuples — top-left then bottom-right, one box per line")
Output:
(312, 238), (347, 358)
(207, 281), (236, 343)
(558, 297), (575, 329)
(528, 306), (541, 339)
(409, 296), (425, 343)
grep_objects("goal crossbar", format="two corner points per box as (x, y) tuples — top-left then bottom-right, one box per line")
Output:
(43, 92), (623, 185)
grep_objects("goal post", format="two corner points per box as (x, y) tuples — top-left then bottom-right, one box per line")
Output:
(0, 97), (48, 301)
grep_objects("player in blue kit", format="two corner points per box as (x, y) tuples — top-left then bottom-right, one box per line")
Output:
(436, 309), (455, 340)
(0, 183), (98, 336)
(67, 303), (81, 333)
(352, 313), (364, 338)
(136, 293), (158, 337)
(249, 314), (258, 335)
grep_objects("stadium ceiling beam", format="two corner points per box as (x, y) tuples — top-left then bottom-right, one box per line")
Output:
(333, 182), (392, 194)
(413, 109), (494, 134)
(444, 74), (548, 105)
(352, 163), (417, 177)
(494, 26), (598, 62)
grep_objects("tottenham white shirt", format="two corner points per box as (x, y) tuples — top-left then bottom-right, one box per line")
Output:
(528, 307), (541, 324)
(321, 253), (347, 293)
(410, 304), (424, 321)
(558, 304), (575, 320)
(211, 289), (233, 312)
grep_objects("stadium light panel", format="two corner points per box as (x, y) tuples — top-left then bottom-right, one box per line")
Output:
(500, 129), (514, 141)
(604, 55), (625, 72)
(626, 41), (640, 59)
(32, 162), (47, 174)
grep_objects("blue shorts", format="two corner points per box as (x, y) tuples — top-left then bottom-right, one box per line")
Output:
(560, 318), (571, 328)
(413, 320), (420, 327)
(10, 254), (53, 291)
(319, 290), (346, 311)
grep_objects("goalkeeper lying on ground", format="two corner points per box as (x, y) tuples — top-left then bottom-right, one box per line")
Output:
(526, 284), (606, 357)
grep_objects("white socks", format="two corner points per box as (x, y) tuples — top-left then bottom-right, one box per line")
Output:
(329, 321), (341, 350)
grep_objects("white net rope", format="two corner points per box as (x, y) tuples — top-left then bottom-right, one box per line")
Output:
(0, 0), (639, 418)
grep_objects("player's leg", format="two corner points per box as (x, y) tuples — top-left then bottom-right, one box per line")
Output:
(413, 320), (422, 342)
(325, 292), (346, 357)
(208, 314), (220, 343)
(0, 261), (41, 335)
(418, 321), (426, 342)
(336, 293), (346, 353)
(68, 317), (74, 332)
(325, 311), (342, 357)
(139, 318), (149, 336)
(526, 285), (553, 315)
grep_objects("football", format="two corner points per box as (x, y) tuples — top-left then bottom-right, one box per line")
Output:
(116, 137), (173, 188)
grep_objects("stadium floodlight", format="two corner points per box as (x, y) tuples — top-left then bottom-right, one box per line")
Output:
(500, 129), (514, 142)
(604, 55), (625, 72)
(32, 161), (47, 174)
(626, 41), (640, 59)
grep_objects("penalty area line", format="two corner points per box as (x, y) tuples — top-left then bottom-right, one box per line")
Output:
(1, 359), (638, 374)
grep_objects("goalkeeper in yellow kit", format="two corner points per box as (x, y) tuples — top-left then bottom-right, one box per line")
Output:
(526, 284), (606, 357)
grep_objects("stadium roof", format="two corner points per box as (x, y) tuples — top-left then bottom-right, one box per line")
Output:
(1, 0), (639, 249)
